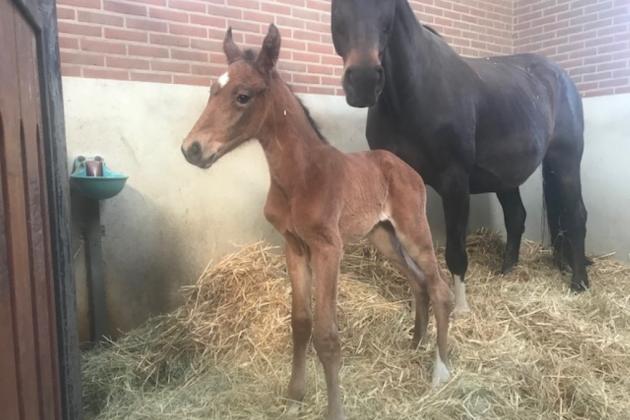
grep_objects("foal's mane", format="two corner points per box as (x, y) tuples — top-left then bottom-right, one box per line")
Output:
(241, 47), (328, 144)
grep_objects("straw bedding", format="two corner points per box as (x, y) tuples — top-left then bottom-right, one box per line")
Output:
(82, 230), (630, 419)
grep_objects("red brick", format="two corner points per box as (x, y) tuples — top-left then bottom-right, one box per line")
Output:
(151, 60), (191, 73)
(149, 33), (190, 47)
(58, 22), (102, 37)
(190, 39), (221, 51)
(59, 36), (79, 49)
(227, 0), (259, 9)
(78, 11), (124, 26)
(130, 72), (172, 83)
(261, 3), (289, 14)
(168, 0), (205, 12)
(169, 23), (207, 37)
(56, 7), (76, 20)
(104, 1), (147, 16)
(171, 48), (208, 61)
(149, 7), (188, 22)
(61, 65), (82, 77)
(107, 56), (150, 69)
(126, 17), (168, 32)
(190, 14), (226, 27)
(61, 51), (105, 66)
(308, 86), (335, 95)
(105, 27), (148, 42)
(207, 5), (242, 19)
(81, 39), (127, 54)
(174, 74), (211, 85)
(129, 44), (169, 58)
(84, 67), (129, 80)
(191, 64), (224, 76)
(57, 0), (101, 8)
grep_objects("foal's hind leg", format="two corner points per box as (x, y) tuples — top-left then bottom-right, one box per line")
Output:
(497, 188), (526, 273)
(389, 210), (453, 387)
(284, 235), (313, 404)
(368, 224), (429, 347)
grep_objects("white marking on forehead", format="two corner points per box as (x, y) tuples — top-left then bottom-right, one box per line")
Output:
(217, 71), (230, 88)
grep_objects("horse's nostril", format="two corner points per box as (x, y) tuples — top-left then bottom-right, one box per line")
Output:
(345, 67), (354, 84)
(189, 141), (201, 157)
(375, 65), (384, 84)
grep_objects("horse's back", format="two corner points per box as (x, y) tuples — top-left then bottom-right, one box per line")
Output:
(464, 53), (583, 190)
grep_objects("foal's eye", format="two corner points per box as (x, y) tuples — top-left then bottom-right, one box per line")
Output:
(236, 94), (251, 105)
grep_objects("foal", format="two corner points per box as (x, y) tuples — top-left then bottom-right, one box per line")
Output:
(181, 24), (453, 420)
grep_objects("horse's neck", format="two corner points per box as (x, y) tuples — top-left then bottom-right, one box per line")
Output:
(257, 83), (325, 193)
(382, 0), (466, 110)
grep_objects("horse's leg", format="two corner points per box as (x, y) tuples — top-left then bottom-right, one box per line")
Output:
(284, 235), (312, 404)
(368, 224), (429, 347)
(388, 209), (453, 387)
(441, 175), (471, 315)
(543, 145), (589, 291)
(496, 188), (526, 273)
(309, 238), (345, 420)
(543, 164), (571, 271)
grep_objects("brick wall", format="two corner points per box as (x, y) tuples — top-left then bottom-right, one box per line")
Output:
(57, 0), (630, 96)
(515, 0), (630, 96)
(55, 0), (512, 95)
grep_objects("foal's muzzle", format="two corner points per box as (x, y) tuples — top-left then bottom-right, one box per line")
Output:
(342, 64), (384, 108)
(181, 140), (218, 169)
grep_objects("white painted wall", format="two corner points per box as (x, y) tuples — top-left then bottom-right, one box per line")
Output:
(62, 77), (629, 337)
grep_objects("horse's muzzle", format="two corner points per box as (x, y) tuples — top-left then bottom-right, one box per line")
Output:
(342, 64), (384, 108)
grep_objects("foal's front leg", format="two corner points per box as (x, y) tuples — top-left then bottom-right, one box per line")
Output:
(285, 236), (312, 404)
(310, 240), (345, 420)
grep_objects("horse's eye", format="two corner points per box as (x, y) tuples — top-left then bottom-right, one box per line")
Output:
(236, 94), (251, 105)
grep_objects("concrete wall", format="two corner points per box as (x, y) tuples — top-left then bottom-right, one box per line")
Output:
(64, 76), (630, 339)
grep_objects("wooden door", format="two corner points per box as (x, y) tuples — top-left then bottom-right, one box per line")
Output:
(0, 0), (79, 419)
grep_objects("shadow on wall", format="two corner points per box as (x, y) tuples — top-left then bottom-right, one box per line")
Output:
(72, 186), (192, 339)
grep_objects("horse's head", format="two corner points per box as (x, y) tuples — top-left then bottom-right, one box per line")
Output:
(331, 0), (396, 107)
(181, 25), (280, 169)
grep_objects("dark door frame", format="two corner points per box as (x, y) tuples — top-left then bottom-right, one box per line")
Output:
(11, 0), (81, 418)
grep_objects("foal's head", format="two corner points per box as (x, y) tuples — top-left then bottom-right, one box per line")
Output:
(181, 24), (281, 169)
(331, 0), (396, 107)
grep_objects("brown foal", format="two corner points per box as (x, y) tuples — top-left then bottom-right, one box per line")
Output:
(181, 24), (454, 420)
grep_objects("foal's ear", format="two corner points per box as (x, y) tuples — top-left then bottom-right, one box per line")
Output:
(223, 27), (242, 64)
(255, 24), (281, 74)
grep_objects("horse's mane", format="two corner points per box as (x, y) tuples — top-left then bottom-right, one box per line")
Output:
(423, 24), (442, 37)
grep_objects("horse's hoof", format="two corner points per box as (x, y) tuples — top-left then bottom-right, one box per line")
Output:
(570, 281), (589, 293)
(500, 259), (517, 274)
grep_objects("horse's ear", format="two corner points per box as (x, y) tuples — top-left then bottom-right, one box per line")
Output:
(256, 24), (281, 74)
(223, 27), (242, 64)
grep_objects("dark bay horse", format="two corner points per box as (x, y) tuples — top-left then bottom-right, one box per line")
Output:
(331, 0), (589, 312)
(181, 24), (453, 420)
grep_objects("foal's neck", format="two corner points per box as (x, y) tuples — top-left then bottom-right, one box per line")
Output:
(256, 77), (330, 194)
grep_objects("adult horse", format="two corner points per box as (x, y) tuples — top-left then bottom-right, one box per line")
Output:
(330, 0), (589, 312)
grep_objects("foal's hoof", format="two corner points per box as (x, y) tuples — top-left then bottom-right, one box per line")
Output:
(284, 400), (302, 418)
(431, 362), (450, 388)
(452, 301), (471, 318)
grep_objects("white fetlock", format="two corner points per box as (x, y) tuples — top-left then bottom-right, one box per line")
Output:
(453, 275), (471, 315)
(431, 350), (450, 388)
